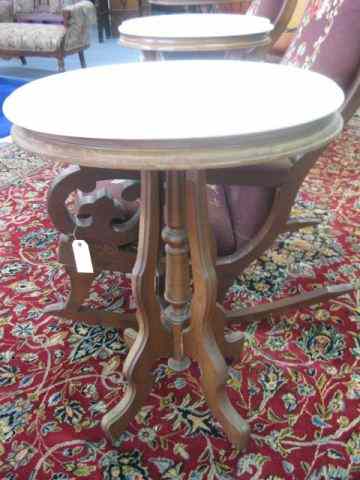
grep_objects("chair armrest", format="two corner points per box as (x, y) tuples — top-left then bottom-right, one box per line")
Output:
(271, 0), (298, 46)
(62, 0), (96, 50)
(0, 0), (14, 21)
(342, 63), (360, 124)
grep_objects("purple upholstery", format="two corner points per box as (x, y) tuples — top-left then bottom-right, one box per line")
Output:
(282, 0), (360, 93)
(207, 185), (236, 256)
(224, 186), (275, 250)
(247, 0), (285, 23)
(210, 160), (289, 256)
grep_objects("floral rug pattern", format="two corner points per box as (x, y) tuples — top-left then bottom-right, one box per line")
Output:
(0, 143), (47, 190)
(0, 117), (359, 479)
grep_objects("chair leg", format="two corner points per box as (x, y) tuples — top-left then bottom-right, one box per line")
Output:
(104, 12), (112, 38)
(282, 216), (321, 234)
(96, 0), (111, 41)
(96, 13), (104, 43)
(79, 51), (86, 69)
(45, 270), (137, 329)
(57, 57), (65, 72)
(226, 284), (354, 324)
(19, 56), (27, 65)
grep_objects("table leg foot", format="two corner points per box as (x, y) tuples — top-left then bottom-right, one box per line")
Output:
(198, 350), (250, 448)
(101, 337), (156, 442)
(168, 356), (191, 372)
(224, 330), (245, 360)
(196, 306), (249, 448)
(123, 327), (138, 348)
(185, 170), (250, 448)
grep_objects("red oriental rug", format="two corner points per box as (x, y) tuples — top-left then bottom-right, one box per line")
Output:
(0, 117), (359, 480)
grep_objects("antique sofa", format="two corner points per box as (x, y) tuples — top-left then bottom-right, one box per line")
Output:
(0, 0), (96, 71)
(11, 0), (75, 23)
(2, 0), (109, 42)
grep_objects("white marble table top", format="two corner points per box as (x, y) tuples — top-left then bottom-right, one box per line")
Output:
(119, 14), (273, 39)
(5, 61), (344, 170)
(5, 61), (343, 141)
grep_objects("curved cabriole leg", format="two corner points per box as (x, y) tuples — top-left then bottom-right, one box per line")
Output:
(184, 170), (249, 449)
(102, 171), (171, 442)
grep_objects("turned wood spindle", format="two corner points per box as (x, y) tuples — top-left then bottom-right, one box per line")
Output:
(162, 171), (191, 371)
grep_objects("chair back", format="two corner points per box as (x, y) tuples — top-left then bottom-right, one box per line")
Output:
(247, 0), (298, 45)
(219, 0), (360, 256)
(247, 0), (285, 21)
(282, 0), (360, 94)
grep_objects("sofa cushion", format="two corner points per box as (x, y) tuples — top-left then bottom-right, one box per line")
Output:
(0, 23), (65, 52)
(23, 0), (70, 14)
(282, 0), (360, 92)
(0, 0), (13, 21)
(16, 12), (63, 23)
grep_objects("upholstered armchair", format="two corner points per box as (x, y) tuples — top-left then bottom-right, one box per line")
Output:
(0, 0), (96, 71)
(47, 0), (360, 328)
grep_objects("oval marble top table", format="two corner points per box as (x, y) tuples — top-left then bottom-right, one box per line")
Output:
(119, 14), (273, 51)
(4, 59), (345, 448)
(4, 60), (344, 170)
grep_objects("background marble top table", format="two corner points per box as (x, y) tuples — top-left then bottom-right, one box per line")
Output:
(119, 13), (273, 52)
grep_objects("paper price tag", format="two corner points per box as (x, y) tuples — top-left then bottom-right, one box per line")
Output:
(72, 240), (94, 273)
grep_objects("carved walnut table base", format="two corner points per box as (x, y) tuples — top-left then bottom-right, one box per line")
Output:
(101, 170), (249, 447)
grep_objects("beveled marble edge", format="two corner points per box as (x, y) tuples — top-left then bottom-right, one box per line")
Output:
(11, 113), (343, 171)
(119, 32), (270, 52)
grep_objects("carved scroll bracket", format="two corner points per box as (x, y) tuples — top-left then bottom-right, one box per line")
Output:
(47, 164), (140, 246)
